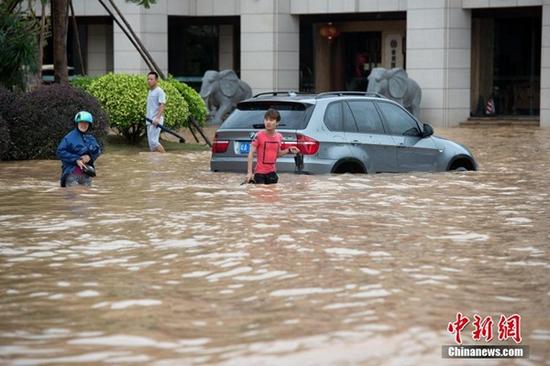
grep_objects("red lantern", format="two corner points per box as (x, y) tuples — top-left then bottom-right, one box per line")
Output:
(319, 23), (340, 41)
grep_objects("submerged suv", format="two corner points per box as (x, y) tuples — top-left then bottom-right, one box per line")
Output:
(210, 92), (477, 174)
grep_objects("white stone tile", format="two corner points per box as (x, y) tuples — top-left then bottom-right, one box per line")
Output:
(407, 8), (446, 29)
(141, 14), (168, 33)
(398, 0), (408, 10)
(327, 0), (356, 13)
(241, 33), (275, 51)
(463, 0), (490, 8)
(278, 14), (300, 31)
(489, 0), (517, 7)
(276, 32), (300, 52)
(406, 49), (445, 69)
(407, 0), (447, 9)
(291, 0), (309, 14)
(241, 0), (275, 14)
(114, 50), (143, 70)
(277, 70), (300, 89)
(540, 107), (550, 127)
(543, 47), (550, 67)
(421, 88), (445, 108)
(539, 68), (550, 88)
(407, 29), (445, 49)
(242, 51), (275, 70)
(142, 33), (168, 52)
(379, 0), (400, 12)
(419, 108), (444, 126)
(448, 49), (470, 69)
(543, 26), (550, 47)
(408, 68), (445, 88)
(167, 0), (192, 15)
(357, 0), (378, 12)
(448, 28), (471, 49)
(449, 8), (471, 28)
(447, 88), (470, 109)
(242, 69), (276, 89)
(308, 0), (329, 14)
(277, 51), (300, 70)
(242, 14), (275, 33)
(197, 0), (214, 15)
(447, 68), (471, 89)
(212, 0), (240, 15)
(113, 32), (138, 52)
(517, 0), (543, 6)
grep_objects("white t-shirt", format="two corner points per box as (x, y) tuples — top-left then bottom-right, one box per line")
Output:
(146, 86), (166, 125)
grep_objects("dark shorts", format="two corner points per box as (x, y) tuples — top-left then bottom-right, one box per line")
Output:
(254, 172), (279, 185)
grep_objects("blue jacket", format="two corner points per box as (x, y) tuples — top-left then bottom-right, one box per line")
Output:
(56, 129), (101, 186)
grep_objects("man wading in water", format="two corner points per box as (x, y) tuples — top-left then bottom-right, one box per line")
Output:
(146, 71), (166, 153)
(245, 108), (299, 184)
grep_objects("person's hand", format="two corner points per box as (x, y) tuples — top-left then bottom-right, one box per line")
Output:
(288, 147), (300, 154)
(245, 173), (254, 183)
(81, 154), (91, 163)
(76, 159), (86, 169)
(153, 117), (160, 126)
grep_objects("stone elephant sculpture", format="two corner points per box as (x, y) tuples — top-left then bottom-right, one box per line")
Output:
(367, 67), (422, 118)
(200, 70), (252, 125)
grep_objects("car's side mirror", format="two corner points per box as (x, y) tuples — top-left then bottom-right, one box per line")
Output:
(422, 123), (434, 138)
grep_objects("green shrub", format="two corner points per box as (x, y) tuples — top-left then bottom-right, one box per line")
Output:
(88, 73), (189, 143)
(166, 77), (207, 126)
(70, 75), (98, 92)
(5, 84), (109, 160)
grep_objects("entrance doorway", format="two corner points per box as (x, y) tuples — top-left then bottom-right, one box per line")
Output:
(471, 7), (541, 116)
(342, 32), (381, 91)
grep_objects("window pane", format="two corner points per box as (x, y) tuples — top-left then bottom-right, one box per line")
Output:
(324, 102), (342, 131)
(347, 100), (385, 134)
(343, 102), (358, 132)
(377, 102), (420, 136)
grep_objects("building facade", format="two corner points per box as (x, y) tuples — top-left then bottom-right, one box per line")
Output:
(42, 0), (550, 127)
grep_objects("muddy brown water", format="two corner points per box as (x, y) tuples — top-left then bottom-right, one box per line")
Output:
(0, 126), (549, 365)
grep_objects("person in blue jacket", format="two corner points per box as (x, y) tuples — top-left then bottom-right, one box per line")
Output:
(56, 111), (101, 187)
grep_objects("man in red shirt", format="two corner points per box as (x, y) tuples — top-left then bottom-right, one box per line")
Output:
(245, 109), (299, 184)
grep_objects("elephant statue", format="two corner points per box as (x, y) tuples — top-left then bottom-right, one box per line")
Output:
(200, 70), (252, 125)
(367, 67), (422, 118)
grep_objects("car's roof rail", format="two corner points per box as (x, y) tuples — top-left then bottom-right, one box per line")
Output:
(315, 91), (387, 99)
(253, 90), (300, 98)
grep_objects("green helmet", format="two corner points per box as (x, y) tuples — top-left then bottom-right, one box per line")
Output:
(74, 111), (93, 124)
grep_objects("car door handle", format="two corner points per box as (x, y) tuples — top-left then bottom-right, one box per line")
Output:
(398, 143), (406, 148)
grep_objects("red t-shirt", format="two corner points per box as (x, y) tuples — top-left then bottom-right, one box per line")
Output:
(252, 130), (283, 174)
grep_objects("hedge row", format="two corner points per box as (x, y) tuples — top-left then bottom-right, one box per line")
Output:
(0, 85), (109, 161)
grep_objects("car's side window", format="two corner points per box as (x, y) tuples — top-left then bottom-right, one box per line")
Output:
(324, 102), (342, 131)
(377, 102), (420, 136)
(342, 102), (358, 133)
(347, 100), (385, 134)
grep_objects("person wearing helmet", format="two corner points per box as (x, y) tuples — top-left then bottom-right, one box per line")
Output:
(56, 111), (102, 187)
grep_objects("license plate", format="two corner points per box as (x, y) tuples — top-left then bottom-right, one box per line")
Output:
(239, 142), (250, 154)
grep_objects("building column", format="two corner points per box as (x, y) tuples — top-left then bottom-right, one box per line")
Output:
(541, 1), (550, 127)
(240, 0), (300, 94)
(112, 0), (168, 75)
(406, 1), (471, 127)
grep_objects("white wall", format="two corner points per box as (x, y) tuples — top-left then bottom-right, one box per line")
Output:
(407, 0), (471, 127)
(541, 1), (550, 127)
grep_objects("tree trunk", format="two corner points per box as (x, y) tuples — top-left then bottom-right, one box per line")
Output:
(52, 0), (68, 84)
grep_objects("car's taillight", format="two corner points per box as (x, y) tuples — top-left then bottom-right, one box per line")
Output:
(296, 134), (319, 155)
(212, 139), (229, 153)
(282, 134), (320, 155)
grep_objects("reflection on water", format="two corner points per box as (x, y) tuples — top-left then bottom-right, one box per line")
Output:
(0, 127), (549, 365)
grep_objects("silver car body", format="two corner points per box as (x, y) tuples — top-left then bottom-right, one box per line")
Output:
(210, 92), (477, 174)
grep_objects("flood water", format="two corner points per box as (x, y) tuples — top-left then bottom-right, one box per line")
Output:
(0, 126), (549, 365)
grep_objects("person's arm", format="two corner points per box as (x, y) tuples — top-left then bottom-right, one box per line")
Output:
(278, 146), (299, 157)
(153, 103), (165, 125)
(246, 145), (257, 182)
(56, 137), (81, 165)
(153, 89), (167, 125)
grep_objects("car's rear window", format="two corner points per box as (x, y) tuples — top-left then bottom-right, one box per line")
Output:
(219, 101), (314, 130)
